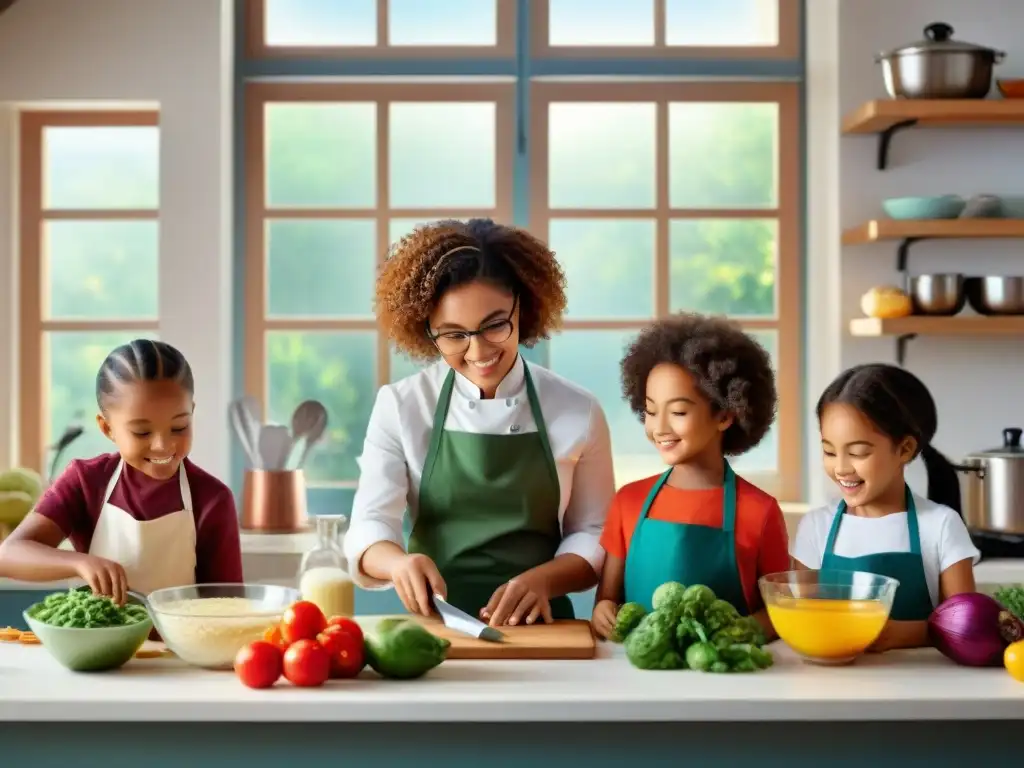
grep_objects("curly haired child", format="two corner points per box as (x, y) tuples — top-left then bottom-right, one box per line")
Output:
(346, 218), (616, 628)
(591, 313), (789, 640)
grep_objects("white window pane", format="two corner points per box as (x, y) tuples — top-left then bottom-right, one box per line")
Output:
(389, 0), (497, 45)
(265, 0), (376, 46)
(549, 0), (655, 46)
(44, 127), (159, 210)
(665, 0), (779, 46)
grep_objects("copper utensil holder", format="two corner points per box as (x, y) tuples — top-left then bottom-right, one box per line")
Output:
(240, 470), (311, 533)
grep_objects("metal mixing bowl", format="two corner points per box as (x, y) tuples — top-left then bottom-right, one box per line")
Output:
(909, 273), (966, 315)
(965, 276), (1024, 315)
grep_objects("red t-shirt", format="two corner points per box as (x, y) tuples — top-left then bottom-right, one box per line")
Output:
(600, 473), (791, 614)
(34, 453), (243, 584)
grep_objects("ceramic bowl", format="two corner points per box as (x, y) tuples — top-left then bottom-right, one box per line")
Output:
(23, 610), (153, 672)
(882, 195), (966, 220)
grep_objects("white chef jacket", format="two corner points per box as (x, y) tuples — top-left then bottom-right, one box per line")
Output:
(344, 354), (616, 589)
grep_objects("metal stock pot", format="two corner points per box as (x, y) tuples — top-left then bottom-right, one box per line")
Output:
(876, 22), (1005, 99)
(959, 428), (1024, 536)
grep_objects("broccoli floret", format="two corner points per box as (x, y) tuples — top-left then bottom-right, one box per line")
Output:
(25, 588), (150, 629)
(651, 582), (687, 617)
(680, 584), (717, 620)
(624, 611), (684, 670)
(703, 599), (741, 633)
(610, 602), (647, 643)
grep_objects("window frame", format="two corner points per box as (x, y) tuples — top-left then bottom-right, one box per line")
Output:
(17, 110), (161, 474)
(243, 81), (516, 489)
(531, 0), (800, 59)
(245, 0), (519, 59)
(530, 80), (802, 500)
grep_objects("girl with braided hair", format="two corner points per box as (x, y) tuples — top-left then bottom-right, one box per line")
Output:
(345, 218), (615, 627)
(0, 340), (242, 602)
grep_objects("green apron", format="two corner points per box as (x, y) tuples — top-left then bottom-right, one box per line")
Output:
(820, 485), (933, 621)
(623, 461), (748, 615)
(408, 364), (574, 620)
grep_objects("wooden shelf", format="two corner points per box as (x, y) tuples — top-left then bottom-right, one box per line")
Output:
(850, 316), (1024, 337)
(841, 99), (1024, 169)
(842, 99), (1024, 134)
(843, 218), (1024, 245)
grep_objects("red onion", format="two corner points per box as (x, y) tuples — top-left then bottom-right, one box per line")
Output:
(928, 592), (1024, 667)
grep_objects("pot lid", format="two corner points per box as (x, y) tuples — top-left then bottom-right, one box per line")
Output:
(967, 427), (1024, 459)
(881, 22), (998, 57)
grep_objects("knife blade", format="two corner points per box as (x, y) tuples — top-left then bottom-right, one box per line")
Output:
(432, 593), (505, 642)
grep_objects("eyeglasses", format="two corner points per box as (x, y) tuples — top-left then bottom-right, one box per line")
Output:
(427, 297), (518, 356)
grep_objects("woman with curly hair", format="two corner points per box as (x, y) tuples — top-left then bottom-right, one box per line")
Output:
(344, 219), (615, 627)
(590, 313), (789, 640)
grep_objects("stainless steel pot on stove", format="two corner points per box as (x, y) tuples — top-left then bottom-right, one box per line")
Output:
(958, 428), (1024, 536)
(876, 22), (1005, 99)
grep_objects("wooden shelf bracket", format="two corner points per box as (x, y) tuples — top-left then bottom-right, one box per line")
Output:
(877, 118), (918, 170)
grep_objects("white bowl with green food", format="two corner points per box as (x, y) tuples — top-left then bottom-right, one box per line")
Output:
(23, 587), (153, 672)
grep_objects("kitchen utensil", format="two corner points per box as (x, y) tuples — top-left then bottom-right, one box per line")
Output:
(876, 22), (1005, 100)
(258, 424), (293, 470)
(965, 276), (1024, 315)
(240, 469), (309, 532)
(408, 616), (596, 660)
(146, 583), (302, 669)
(432, 593), (504, 642)
(290, 400), (328, 468)
(958, 428), (1024, 537)
(960, 194), (1003, 218)
(229, 399), (261, 468)
(882, 195), (965, 220)
(997, 78), (1024, 98)
(22, 600), (153, 672)
(759, 570), (899, 666)
(908, 273), (966, 315)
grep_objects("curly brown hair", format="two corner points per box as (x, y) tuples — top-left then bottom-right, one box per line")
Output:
(620, 312), (777, 455)
(375, 218), (568, 359)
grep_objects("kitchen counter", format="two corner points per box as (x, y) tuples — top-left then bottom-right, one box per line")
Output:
(1, 633), (1021, 765)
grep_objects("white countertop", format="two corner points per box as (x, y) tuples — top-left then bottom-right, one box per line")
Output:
(1, 635), (1022, 722)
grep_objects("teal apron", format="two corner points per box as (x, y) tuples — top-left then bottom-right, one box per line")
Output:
(623, 461), (748, 615)
(820, 485), (933, 621)
(408, 364), (574, 620)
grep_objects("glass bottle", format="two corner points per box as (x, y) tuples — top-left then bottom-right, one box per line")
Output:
(297, 514), (355, 618)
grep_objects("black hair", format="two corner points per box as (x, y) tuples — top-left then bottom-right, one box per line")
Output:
(620, 313), (777, 455)
(816, 363), (961, 514)
(95, 339), (195, 410)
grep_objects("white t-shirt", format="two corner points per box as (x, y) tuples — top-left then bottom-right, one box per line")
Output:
(791, 492), (981, 608)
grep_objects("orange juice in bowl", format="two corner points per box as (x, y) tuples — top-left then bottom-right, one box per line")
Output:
(760, 570), (899, 665)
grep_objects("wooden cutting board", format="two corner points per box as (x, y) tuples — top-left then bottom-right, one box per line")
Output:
(413, 616), (596, 660)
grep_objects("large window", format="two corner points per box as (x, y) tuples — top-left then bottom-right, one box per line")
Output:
(242, 0), (804, 504)
(18, 111), (160, 478)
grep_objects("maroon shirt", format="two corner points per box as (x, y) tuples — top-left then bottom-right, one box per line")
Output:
(34, 453), (244, 583)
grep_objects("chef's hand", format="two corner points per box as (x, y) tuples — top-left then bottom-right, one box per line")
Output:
(74, 554), (128, 606)
(481, 573), (553, 627)
(590, 599), (618, 640)
(389, 553), (446, 616)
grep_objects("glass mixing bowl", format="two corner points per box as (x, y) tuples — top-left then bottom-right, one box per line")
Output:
(759, 570), (900, 665)
(146, 583), (301, 669)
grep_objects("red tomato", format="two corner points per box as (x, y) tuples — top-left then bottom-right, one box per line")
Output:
(318, 625), (365, 679)
(281, 601), (327, 644)
(282, 639), (331, 687)
(326, 616), (364, 646)
(263, 624), (288, 651)
(234, 641), (283, 689)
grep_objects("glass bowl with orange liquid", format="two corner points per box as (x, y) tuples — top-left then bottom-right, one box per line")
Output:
(760, 570), (899, 665)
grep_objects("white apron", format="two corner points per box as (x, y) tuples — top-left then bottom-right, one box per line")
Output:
(88, 459), (198, 596)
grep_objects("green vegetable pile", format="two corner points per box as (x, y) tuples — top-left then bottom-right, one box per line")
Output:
(364, 617), (451, 679)
(25, 587), (150, 629)
(994, 586), (1024, 624)
(613, 581), (773, 673)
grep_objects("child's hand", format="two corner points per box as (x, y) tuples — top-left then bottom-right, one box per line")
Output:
(591, 599), (618, 640)
(73, 554), (128, 606)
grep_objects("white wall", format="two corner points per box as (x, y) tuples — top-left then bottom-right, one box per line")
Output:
(0, 0), (234, 477)
(828, 0), (1024, 498)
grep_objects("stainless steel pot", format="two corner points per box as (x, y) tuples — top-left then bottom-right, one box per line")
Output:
(876, 22), (1005, 99)
(965, 276), (1024, 315)
(959, 428), (1024, 536)
(908, 273), (965, 316)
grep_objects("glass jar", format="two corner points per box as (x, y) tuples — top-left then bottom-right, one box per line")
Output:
(297, 514), (355, 618)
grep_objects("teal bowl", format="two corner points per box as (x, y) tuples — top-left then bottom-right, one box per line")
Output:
(23, 611), (154, 672)
(882, 195), (966, 220)
(998, 196), (1024, 218)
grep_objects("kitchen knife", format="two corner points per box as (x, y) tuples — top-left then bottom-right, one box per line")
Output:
(432, 593), (505, 642)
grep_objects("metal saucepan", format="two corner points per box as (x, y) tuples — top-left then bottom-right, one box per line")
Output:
(965, 276), (1024, 315)
(958, 428), (1024, 536)
(908, 273), (965, 316)
(876, 22), (1005, 99)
